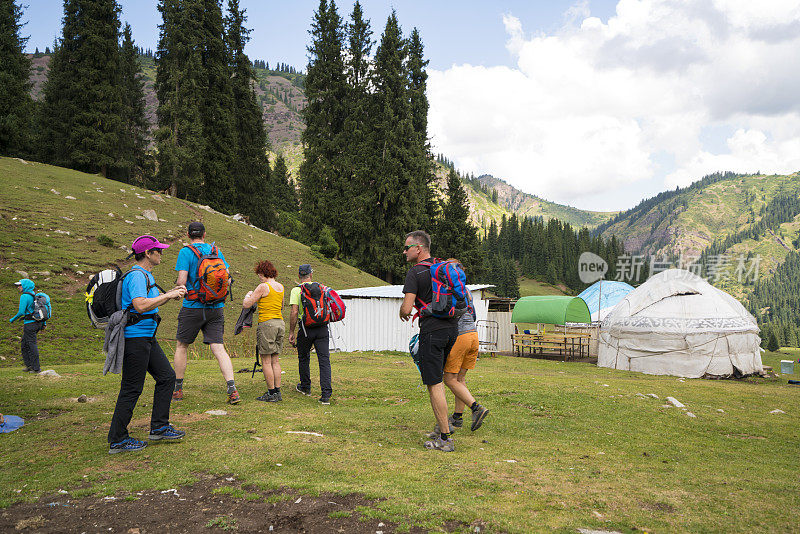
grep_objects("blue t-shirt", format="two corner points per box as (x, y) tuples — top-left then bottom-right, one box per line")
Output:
(121, 266), (160, 338)
(175, 243), (229, 309)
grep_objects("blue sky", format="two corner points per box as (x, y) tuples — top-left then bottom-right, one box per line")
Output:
(19, 1), (800, 212)
(22, 1), (618, 71)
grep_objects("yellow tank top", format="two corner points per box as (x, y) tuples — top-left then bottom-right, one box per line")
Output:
(257, 282), (284, 322)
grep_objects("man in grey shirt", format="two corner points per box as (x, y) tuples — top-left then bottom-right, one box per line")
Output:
(435, 270), (489, 436)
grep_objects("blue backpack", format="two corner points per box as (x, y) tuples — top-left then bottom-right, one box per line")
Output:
(415, 259), (468, 319)
(24, 291), (52, 322)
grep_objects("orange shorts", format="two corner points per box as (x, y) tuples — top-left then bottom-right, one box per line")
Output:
(444, 331), (479, 373)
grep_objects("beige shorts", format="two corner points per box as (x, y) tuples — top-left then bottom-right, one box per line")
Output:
(444, 331), (479, 373)
(257, 318), (285, 355)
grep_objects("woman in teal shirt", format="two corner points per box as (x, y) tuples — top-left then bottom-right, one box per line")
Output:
(9, 278), (42, 372)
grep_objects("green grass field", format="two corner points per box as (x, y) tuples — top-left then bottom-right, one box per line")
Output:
(1, 350), (797, 533)
(2, 158), (799, 532)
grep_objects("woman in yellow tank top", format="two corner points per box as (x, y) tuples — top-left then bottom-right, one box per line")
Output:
(242, 260), (285, 402)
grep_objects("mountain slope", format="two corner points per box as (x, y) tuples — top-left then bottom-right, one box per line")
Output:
(0, 157), (383, 365)
(475, 174), (615, 229)
(596, 171), (800, 306)
(28, 53), (306, 151)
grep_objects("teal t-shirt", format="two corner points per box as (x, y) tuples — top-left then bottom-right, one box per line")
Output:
(175, 243), (229, 309)
(121, 266), (160, 338)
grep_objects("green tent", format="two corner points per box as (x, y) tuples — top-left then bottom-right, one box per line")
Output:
(511, 296), (591, 325)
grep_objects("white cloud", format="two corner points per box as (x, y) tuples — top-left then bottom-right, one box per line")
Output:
(427, 0), (800, 210)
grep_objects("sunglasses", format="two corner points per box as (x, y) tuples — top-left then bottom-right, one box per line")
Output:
(403, 244), (420, 251)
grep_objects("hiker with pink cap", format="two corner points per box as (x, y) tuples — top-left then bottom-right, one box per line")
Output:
(107, 235), (187, 454)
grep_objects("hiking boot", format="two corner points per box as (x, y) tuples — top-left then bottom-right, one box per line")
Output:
(109, 437), (148, 454)
(256, 392), (280, 402)
(424, 435), (454, 452)
(275, 390), (283, 401)
(471, 405), (489, 431)
(149, 424), (186, 441)
(295, 383), (311, 396)
(450, 415), (463, 429)
(172, 388), (183, 401)
(227, 389), (241, 405)
(319, 396), (331, 405)
(427, 420), (457, 438)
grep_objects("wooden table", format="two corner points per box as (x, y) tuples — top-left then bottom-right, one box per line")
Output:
(511, 332), (591, 361)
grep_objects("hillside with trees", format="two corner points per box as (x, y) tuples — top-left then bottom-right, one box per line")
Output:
(596, 171), (800, 346)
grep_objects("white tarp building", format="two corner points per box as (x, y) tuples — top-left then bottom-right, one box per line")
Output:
(597, 269), (763, 378)
(328, 285), (492, 353)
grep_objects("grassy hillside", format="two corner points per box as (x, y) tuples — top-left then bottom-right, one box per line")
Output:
(0, 157), (383, 367)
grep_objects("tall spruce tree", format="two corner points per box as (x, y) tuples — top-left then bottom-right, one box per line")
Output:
(271, 154), (298, 213)
(225, 0), (272, 228)
(435, 168), (481, 276)
(154, 0), (207, 199)
(39, 0), (124, 176)
(369, 11), (420, 281)
(0, 0), (33, 157)
(197, 0), (236, 212)
(299, 0), (347, 237)
(406, 27), (438, 229)
(117, 22), (149, 183)
(337, 0), (374, 265)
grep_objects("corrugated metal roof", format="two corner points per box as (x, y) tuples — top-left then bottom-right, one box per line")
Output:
(337, 284), (494, 299)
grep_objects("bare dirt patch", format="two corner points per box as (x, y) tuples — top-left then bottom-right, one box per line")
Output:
(0, 475), (437, 533)
(639, 500), (677, 513)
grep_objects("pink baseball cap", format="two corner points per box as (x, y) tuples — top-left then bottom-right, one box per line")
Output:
(131, 235), (170, 254)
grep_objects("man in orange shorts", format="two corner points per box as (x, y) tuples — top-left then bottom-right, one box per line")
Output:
(432, 274), (489, 436)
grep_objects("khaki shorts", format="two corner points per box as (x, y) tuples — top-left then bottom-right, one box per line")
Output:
(444, 331), (479, 373)
(257, 318), (285, 355)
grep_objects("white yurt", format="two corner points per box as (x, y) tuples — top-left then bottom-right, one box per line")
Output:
(598, 269), (763, 378)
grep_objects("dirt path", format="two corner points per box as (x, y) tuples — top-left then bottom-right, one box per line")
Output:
(0, 474), (438, 533)
(767, 228), (791, 251)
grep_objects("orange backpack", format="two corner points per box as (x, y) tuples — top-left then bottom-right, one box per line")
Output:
(185, 243), (230, 305)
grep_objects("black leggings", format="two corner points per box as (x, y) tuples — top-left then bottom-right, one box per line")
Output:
(108, 337), (175, 444)
(21, 322), (43, 372)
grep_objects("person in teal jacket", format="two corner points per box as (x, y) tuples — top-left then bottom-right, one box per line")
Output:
(10, 278), (43, 372)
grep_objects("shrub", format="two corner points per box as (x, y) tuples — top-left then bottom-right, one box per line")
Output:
(97, 234), (114, 247)
(317, 226), (339, 258)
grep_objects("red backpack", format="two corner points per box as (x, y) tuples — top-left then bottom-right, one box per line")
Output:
(185, 243), (230, 305)
(326, 287), (346, 322)
(299, 282), (346, 327)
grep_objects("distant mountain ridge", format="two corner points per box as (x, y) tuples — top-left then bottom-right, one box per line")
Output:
(475, 174), (615, 229)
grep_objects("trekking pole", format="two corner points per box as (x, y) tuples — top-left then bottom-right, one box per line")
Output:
(251, 344), (261, 378)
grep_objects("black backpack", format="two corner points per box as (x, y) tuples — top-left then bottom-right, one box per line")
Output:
(85, 267), (163, 328)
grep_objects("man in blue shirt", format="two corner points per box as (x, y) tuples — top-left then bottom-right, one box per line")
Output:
(10, 278), (43, 372)
(108, 235), (187, 454)
(172, 221), (239, 404)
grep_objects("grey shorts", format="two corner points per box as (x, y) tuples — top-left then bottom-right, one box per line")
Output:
(176, 307), (225, 345)
(257, 318), (285, 355)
